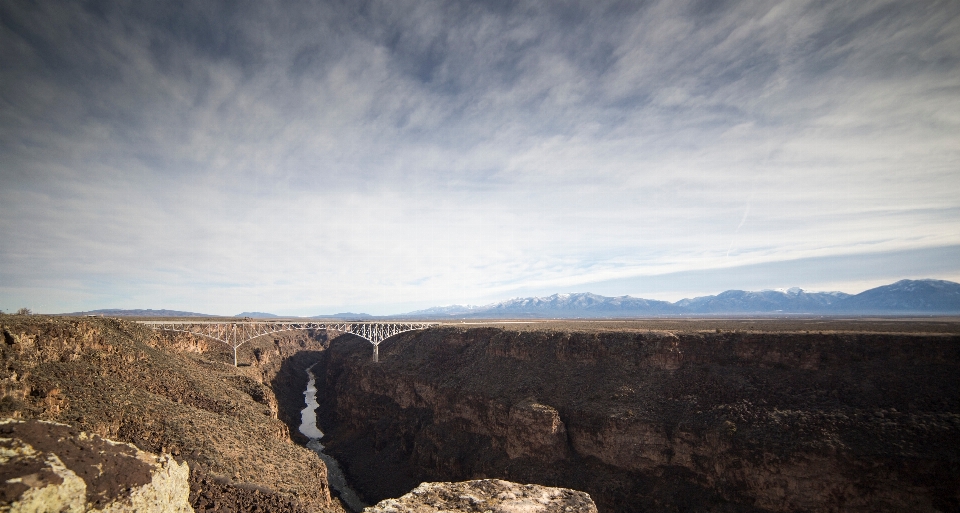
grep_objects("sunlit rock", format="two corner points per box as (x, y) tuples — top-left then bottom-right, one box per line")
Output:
(0, 418), (192, 512)
(363, 479), (596, 513)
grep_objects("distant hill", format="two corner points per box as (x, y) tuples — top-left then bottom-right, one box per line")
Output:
(674, 288), (851, 314)
(64, 309), (218, 317)
(311, 312), (375, 320)
(402, 293), (677, 318)
(402, 304), (487, 317)
(61, 309), (377, 320)
(833, 279), (960, 313)
(398, 279), (960, 318)
(483, 293), (676, 317)
(60, 279), (960, 320)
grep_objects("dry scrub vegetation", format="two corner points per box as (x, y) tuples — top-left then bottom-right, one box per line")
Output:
(0, 315), (345, 512)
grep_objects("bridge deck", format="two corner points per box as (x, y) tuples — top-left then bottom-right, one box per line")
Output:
(138, 321), (437, 365)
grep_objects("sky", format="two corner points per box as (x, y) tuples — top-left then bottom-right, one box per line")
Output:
(1, 0), (959, 316)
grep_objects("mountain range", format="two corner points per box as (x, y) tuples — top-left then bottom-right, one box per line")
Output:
(62, 308), (218, 317)
(400, 279), (960, 318)
(61, 279), (960, 318)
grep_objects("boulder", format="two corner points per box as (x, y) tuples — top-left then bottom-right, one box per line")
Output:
(0, 418), (192, 512)
(505, 399), (568, 461)
(363, 479), (596, 513)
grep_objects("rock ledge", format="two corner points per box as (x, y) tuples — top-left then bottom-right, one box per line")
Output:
(0, 418), (192, 512)
(363, 479), (597, 513)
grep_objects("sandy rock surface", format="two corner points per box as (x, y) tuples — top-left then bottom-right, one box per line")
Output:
(364, 479), (596, 513)
(0, 417), (192, 512)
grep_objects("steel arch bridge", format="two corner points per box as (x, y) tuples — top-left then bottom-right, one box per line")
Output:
(138, 321), (437, 366)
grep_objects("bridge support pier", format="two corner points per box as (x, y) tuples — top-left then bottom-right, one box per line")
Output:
(373, 343), (379, 363)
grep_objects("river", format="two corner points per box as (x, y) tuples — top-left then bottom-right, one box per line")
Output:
(299, 368), (368, 512)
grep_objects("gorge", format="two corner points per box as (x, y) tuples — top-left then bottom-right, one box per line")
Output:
(312, 321), (960, 512)
(2, 316), (958, 512)
(300, 368), (367, 511)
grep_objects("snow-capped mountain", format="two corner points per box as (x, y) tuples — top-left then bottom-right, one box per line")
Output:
(833, 279), (960, 313)
(673, 288), (851, 313)
(397, 279), (960, 318)
(63, 279), (960, 319)
(400, 304), (488, 317)
(482, 293), (676, 316)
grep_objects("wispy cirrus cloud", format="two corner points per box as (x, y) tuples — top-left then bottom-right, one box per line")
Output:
(1, 0), (958, 314)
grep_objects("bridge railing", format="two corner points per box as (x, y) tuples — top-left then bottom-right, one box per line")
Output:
(138, 321), (437, 365)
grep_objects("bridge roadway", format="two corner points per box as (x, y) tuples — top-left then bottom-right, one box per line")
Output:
(137, 321), (437, 366)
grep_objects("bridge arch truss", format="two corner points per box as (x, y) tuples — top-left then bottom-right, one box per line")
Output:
(138, 321), (437, 365)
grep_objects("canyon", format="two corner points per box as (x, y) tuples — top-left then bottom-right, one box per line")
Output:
(314, 322), (960, 512)
(0, 316), (340, 512)
(2, 316), (958, 511)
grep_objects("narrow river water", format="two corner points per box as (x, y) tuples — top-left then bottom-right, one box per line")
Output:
(299, 369), (368, 512)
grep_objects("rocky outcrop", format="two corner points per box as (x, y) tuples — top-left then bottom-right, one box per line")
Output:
(506, 399), (567, 462)
(0, 317), (343, 513)
(0, 418), (192, 512)
(363, 479), (596, 513)
(316, 327), (960, 512)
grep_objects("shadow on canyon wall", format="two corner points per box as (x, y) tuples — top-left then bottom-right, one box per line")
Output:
(4, 317), (958, 512)
(311, 326), (960, 513)
(268, 346), (326, 445)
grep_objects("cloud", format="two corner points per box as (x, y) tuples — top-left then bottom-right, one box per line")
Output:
(1, 0), (959, 314)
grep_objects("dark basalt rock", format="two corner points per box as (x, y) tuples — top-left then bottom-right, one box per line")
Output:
(315, 326), (960, 513)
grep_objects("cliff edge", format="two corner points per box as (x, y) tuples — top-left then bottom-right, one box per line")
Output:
(364, 479), (597, 513)
(0, 316), (342, 512)
(316, 326), (960, 512)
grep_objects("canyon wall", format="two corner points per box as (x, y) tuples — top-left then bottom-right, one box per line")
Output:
(0, 316), (341, 512)
(315, 327), (960, 512)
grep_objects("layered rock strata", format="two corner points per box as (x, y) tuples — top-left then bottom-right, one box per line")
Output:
(316, 327), (960, 512)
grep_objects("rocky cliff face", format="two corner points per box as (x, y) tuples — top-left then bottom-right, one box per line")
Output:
(315, 327), (960, 512)
(0, 316), (342, 512)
